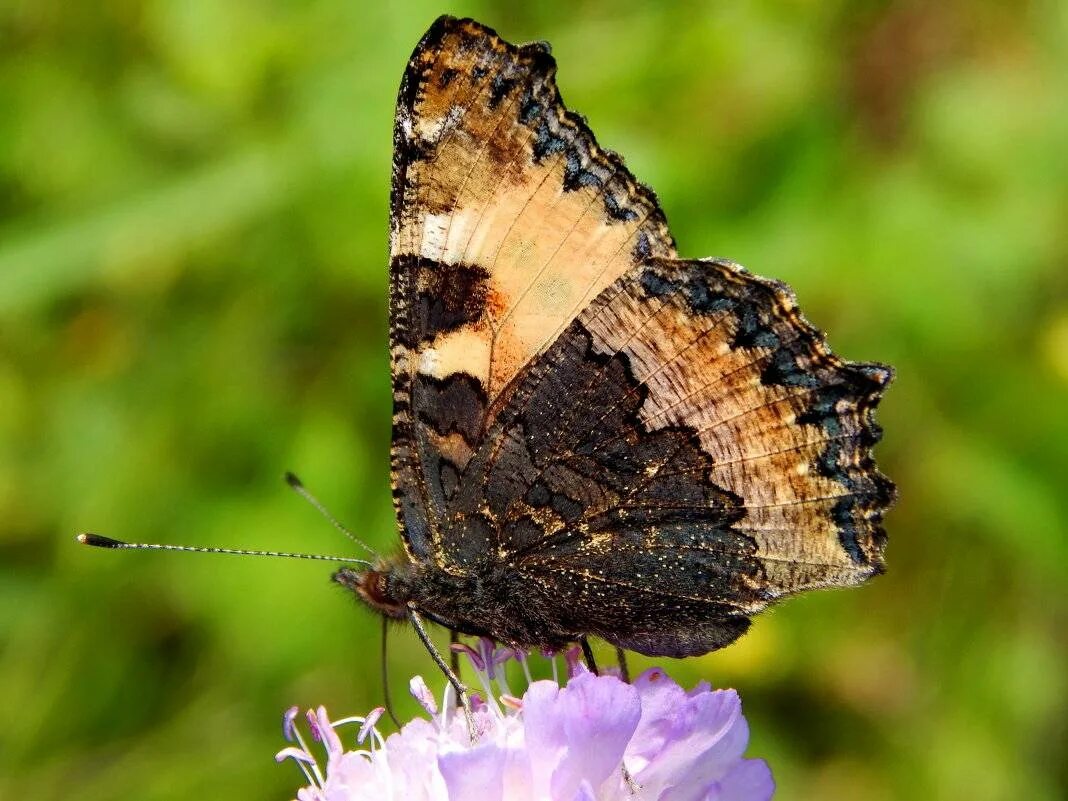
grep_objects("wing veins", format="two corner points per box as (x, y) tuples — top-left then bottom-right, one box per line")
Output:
(476, 275), (725, 514)
(492, 165), (619, 334)
(522, 564), (744, 608)
(519, 209), (656, 375)
(742, 491), (879, 511)
(401, 46), (496, 259)
(434, 89), (527, 267)
(455, 95), (540, 268)
(472, 276), (670, 491)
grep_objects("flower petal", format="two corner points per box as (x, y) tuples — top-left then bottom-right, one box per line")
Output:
(636, 690), (751, 801)
(522, 680), (567, 799)
(628, 667), (691, 766)
(712, 758), (775, 801)
(278, 656), (771, 801)
(385, 718), (449, 801)
(438, 742), (506, 801)
(550, 672), (641, 801)
(322, 751), (387, 801)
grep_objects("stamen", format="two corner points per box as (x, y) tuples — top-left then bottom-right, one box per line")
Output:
(275, 745), (319, 789)
(329, 714), (369, 729)
(282, 706), (300, 742)
(471, 664), (502, 718)
(491, 646), (516, 697)
(314, 706), (344, 759)
(327, 712), (386, 760)
(409, 675), (438, 716)
(439, 683), (455, 733)
(449, 641), (484, 671)
(288, 711), (324, 787)
(275, 746), (315, 765)
(542, 647), (560, 684)
(275, 652), (772, 801)
(452, 639), (504, 718)
(564, 644), (586, 678)
(358, 708), (385, 745)
(517, 650), (534, 685)
(478, 638), (497, 679)
(306, 709), (322, 742)
(500, 694), (523, 711)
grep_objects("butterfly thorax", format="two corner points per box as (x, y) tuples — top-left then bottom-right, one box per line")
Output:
(334, 558), (578, 650)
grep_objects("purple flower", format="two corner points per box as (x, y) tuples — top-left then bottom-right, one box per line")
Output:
(277, 649), (774, 800)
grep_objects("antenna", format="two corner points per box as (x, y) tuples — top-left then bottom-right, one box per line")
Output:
(75, 533), (374, 566)
(284, 472), (378, 558)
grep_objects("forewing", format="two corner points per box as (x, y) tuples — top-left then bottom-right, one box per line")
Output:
(388, 17), (675, 559)
(449, 257), (895, 655)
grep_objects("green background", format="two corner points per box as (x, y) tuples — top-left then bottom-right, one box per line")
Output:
(2, 1), (1066, 799)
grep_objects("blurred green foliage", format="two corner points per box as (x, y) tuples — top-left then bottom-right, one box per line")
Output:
(1, 1), (1066, 799)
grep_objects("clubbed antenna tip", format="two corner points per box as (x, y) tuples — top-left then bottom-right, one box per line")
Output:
(284, 471), (304, 489)
(77, 533), (125, 548)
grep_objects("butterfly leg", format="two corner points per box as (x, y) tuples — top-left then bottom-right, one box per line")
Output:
(579, 636), (599, 674)
(615, 646), (631, 683)
(408, 607), (476, 739)
(449, 629), (461, 687)
(449, 630), (465, 711)
(381, 617), (401, 727)
(582, 639), (633, 683)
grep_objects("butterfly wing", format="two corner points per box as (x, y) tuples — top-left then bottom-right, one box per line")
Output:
(388, 17), (676, 560)
(447, 257), (895, 657)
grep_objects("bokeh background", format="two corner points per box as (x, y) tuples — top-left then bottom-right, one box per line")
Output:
(2, 1), (1066, 799)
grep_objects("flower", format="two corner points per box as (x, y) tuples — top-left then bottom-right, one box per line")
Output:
(277, 644), (774, 800)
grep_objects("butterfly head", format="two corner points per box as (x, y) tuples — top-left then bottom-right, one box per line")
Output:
(333, 561), (412, 619)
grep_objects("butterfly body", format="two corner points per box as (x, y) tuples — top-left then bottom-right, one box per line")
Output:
(338, 559), (580, 651)
(334, 17), (895, 659)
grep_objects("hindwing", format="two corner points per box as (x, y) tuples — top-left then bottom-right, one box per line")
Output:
(445, 258), (894, 656)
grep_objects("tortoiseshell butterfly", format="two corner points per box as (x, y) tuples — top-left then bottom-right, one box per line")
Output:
(82, 16), (894, 705)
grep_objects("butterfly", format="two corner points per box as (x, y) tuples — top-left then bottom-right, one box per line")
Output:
(330, 15), (896, 670)
(79, 16), (894, 705)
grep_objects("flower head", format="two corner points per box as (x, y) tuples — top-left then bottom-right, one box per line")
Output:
(277, 645), (773, 800)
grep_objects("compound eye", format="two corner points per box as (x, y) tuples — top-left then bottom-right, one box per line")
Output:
(364, 570), (392, 605)
(351, 569), (407, 618)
